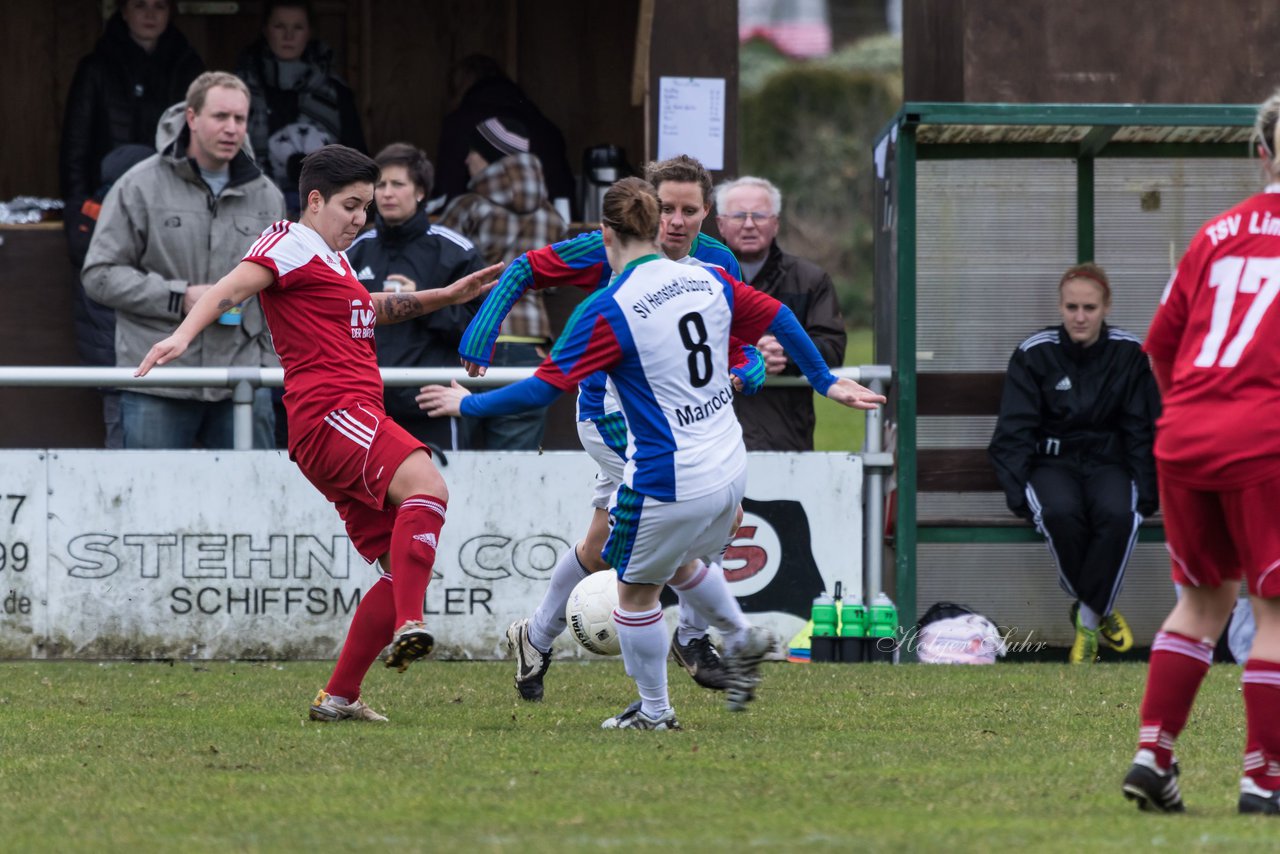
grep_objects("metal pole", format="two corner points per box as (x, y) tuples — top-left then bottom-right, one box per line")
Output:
(863, 377), (886, 600)
(232, 379), (255, 450)
(894, 121), (918, 634)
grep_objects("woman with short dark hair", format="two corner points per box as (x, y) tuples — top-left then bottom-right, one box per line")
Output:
(135, 144), (502, 724)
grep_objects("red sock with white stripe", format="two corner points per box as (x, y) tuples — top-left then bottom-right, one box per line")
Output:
(1137, 630), (1214, 771)
(1243, 658), (1280, 790)
(326, 573), (396, 700)
(390, 495), (446, 627)
(613, 606), (671, 719)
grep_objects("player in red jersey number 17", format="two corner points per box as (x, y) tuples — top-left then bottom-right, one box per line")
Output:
(1123, 91), (1280, 816)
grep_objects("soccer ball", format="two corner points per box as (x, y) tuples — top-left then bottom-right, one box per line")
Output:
(565, 569), (621, 656)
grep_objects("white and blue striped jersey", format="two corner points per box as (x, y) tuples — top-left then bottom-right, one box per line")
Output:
(535, 255), (783, 501)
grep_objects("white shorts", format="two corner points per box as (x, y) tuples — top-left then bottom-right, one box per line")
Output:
(577, 416), (627, 510)
(604, 468), (747, 586)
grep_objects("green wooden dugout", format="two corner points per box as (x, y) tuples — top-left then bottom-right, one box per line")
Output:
(873, 102), (1259, 643)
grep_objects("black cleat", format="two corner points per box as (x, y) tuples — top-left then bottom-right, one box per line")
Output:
(1122, 750), (1185, 813)
(506, 618), (551, 701)
(671, 631), (731, 691)
(1239, 777), (1280, 815)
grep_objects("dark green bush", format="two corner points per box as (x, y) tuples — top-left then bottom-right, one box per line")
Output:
(739, 48), (900, 327)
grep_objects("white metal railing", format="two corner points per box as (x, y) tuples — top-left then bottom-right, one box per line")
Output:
(0, 363), (894, 599)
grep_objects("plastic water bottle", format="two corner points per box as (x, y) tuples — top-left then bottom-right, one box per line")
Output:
(811, 591), (837, 637)
(840, 595), (869, 638)
(869, 592), (898, 639)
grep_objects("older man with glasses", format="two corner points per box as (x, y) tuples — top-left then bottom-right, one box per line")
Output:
(715, 176), (847, 451)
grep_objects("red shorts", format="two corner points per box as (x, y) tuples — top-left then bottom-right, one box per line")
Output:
(291, 402), (428, 562)
(1160, 470), (1280, 598)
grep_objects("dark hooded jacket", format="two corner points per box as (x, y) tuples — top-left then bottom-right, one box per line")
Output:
(59, 11), (204, 206)
(66, 143), (154, 369)
(235, 37), (365, 211)
(435, 76), (574, 211)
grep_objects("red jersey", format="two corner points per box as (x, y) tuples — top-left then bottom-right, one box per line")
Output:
(1145, 188), (1280, 488)
(244, 221), (384, 447)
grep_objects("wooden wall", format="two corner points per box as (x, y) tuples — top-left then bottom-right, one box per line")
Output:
(2, 0), (739, 201)
(905, 0), (1280, 104)
(0, 0), (738, 450)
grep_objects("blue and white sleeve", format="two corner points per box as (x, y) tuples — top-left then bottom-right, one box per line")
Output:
(768, 306), (837, 396)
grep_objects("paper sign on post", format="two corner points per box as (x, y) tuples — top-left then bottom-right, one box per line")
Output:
(657, 77), (725, 171)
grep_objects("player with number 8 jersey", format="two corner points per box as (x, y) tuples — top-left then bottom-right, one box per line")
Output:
(420, 177), (884, 728)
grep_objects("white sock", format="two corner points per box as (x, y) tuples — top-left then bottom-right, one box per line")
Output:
(614, 606), (671, 719)
(669, 561), (750, 652)
(675, 573), (711, 646)
(1079, 602), (1101, 630)
(528, 545), (590, 652)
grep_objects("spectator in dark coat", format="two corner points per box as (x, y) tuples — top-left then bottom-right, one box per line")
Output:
(434, 55), (575, 217)
(59, 0), (204, 210)
(65, 143), (154, 449)
(235, 0), (366, 217)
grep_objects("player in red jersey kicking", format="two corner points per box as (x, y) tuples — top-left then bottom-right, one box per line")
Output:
(137, 145), (501, 722)
(1122, 90), (1280, 815)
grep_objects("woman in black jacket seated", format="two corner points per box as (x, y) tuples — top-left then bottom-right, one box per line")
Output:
(346, 143), (486, 451)
(989, 263), (1161, 665)
(59, 0), (204, 209)
(235, 0), (366, 217)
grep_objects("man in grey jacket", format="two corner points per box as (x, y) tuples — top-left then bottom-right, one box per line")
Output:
(84, 70), (286, 449)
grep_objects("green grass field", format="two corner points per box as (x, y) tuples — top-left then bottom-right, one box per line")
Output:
(1, 658), (1271, 851)
(814, 327), (874, 452)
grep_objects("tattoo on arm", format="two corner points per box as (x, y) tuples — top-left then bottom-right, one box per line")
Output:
(376, 293), (424, 324)
(216, 299), (234, 312)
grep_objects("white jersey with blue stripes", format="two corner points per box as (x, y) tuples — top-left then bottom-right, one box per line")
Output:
(581, 252), (738, 422)
(560, 255), (747, 501)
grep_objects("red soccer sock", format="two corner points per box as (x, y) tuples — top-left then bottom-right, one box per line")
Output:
(1242, 658), (1280, 790)
(390, 494), (446, 628)
(325, 574), (396, 701)
(1137, 631), (1214, 770)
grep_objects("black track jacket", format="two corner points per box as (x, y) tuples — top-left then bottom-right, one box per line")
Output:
(988, 324), (1161, 519)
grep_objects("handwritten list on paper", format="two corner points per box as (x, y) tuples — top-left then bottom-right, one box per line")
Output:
(657, 77), (725, 171)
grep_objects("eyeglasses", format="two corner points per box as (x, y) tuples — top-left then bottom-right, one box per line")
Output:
(722, 211), (776, 224)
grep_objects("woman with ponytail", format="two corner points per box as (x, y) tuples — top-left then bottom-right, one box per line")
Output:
(420, 177), (884, 729)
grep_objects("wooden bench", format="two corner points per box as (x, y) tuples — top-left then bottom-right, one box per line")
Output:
(913, 371), (1164, 545)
